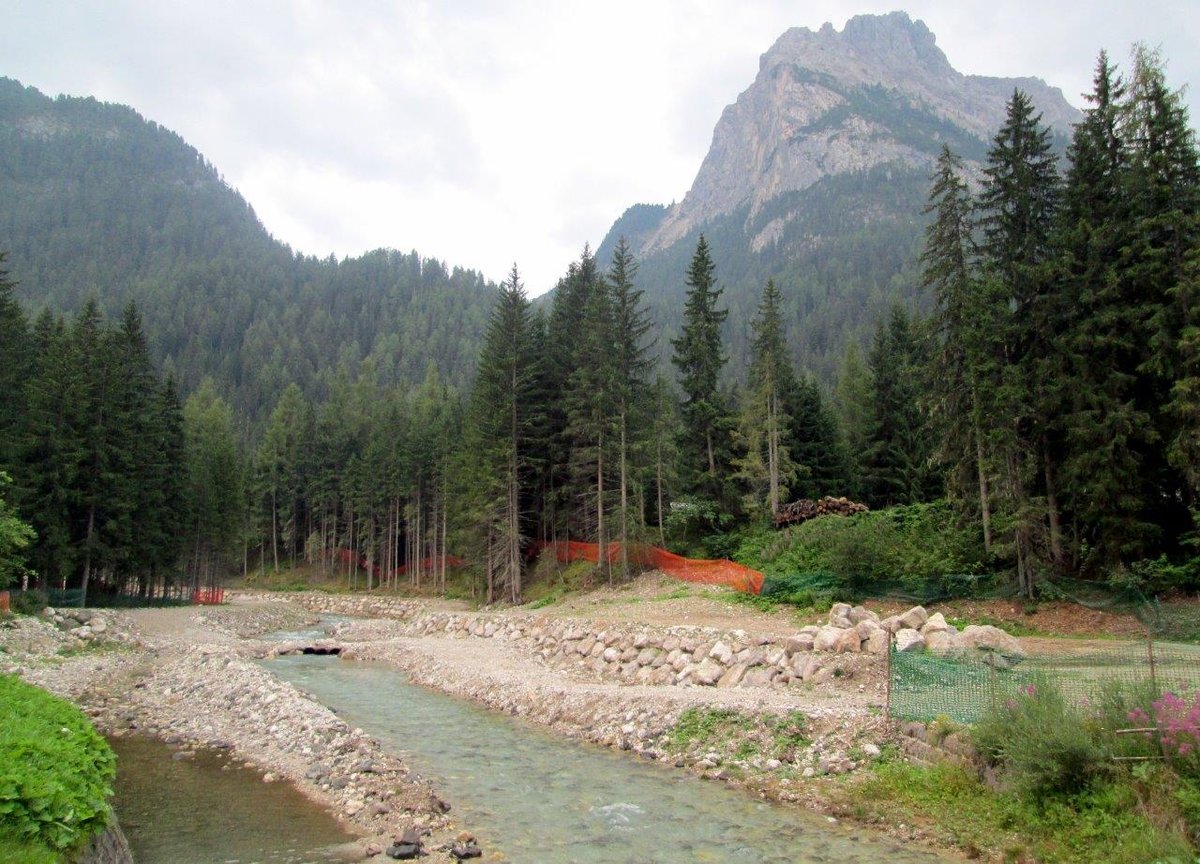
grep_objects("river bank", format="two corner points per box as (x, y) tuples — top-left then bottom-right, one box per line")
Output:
(1, 600), (473, 861)
(1, 588), (966, 860)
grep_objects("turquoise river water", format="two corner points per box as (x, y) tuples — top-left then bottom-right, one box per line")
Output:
(267, 651), (957, 864)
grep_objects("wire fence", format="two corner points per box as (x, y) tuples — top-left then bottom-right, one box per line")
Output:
(888, 639), (1200, 725)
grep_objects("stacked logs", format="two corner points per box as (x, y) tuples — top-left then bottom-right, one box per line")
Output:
(773, 496), (869, 527)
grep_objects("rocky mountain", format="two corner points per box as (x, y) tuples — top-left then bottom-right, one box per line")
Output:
(598, 12), (1081, 382)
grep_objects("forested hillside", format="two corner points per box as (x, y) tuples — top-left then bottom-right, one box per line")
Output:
(0, 77), (496, 421)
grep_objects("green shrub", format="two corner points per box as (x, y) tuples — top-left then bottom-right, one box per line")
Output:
(9, 591), (47, 617)
(736, 501), (986, 599)
(972, 677), (1109, 801)
(0, 674), (115, 851)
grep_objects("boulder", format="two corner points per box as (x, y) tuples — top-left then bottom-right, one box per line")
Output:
(829, 602), (852, 621)
(854, 619), (883, 641)
(894, 628), (926, 652)
(785, 632), (815, 655)
(864, 628), (890, 655)
(898, 606), (930, 631)
(879, 615), (904, 634)
(848, 605), (879, 625)
(741, 667), (777, 687)
(708, 641), (734, 665)
(814, 626), (843, 652)
(834, 628), (862, 654)
(798, 656), (824, 681)
(921, 612), (955, 635)
(958, 625), (1026, 663)
(691, 659), (725, 686)
(924, 630), (964, 654)
(717, 663), (749, 688)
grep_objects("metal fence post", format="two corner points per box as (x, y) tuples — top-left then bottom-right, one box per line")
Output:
(885, 631), (894, 728)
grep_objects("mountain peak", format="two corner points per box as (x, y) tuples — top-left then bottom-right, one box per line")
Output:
(636, 12), (1080, 254)
(763, 12), (950, 80)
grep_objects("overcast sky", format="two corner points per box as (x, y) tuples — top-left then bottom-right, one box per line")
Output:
(3, 1), (1198, 295)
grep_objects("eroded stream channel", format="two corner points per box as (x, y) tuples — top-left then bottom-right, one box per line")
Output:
(267, 652), (956, 863)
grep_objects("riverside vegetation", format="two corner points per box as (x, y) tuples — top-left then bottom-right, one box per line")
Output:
(0, 674), (115, 863)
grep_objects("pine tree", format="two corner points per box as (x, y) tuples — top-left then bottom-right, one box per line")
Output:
(976, 89), (1062, 593)
(0, 254), (31, 475)
(737, 279), (796, 516)
(861, 307), (938, 507)
(671, 235), (734, 512)
(608, 237), (654, 578)
(786, 375), (850, 500)
(923, 146), (994, 551)
(468, 265), (539, 603)
(564, 271), (618, 582)
(1126, 46), (1200, 525)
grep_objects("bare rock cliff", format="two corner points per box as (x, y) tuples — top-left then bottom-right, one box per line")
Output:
(643, 11), (1081, 253)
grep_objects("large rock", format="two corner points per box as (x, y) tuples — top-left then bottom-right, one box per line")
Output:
(834, 628), (862, 653)
(691, 659), (725, 686)
(894, 628), (926, 652)
(854, 619), (882, 641)
(717, 663), (749, 688)
(898, 606), (929, 630)
(921, 611), (954, 635)
(708, 641), (734, 665)
(864, 628), (890, 655)
(848, 605), (879, 625)
(785, 632), (815, 655)
(879, 614), (904, 634)
(959, 625), (1025, 663)
(814, 626), (843, 652)
(924, 630), (964, 654)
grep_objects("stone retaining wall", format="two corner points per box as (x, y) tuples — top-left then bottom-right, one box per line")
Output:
(247, 591), (878, 691)
(896, 720), (978, 769)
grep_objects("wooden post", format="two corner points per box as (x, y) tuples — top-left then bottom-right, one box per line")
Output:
(987, 652), (997, 712)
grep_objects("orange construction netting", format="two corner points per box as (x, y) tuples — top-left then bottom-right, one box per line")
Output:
(541, 540), (764, 595)
(334, 548), (466, 581)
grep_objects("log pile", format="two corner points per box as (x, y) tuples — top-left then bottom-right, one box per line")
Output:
(773, 496), (869, 527)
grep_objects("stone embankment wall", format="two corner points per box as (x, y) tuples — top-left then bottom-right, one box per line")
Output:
(896, 720), (978, 769)
(248, 591), (884, 691)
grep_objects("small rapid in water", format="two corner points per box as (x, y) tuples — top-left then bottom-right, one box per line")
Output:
(268, 650), (957, 863)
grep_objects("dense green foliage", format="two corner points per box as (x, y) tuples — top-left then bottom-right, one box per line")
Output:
(737, 502), (984, 599)
(0, 78), (496, 422)
(0, 472), (35, 590)
(928, 51), (1200, 595)
(0, 674), (115, 853)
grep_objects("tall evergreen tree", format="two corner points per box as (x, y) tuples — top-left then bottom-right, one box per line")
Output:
(737, 279), (796, 516)
(923, 146), (994, 551)
(468, 265), (539, 603)
(976, 89), (1062, 593)
(671, 236), (734, 511)
(0, 253), (30, 474)
(608, 237), (654, 578)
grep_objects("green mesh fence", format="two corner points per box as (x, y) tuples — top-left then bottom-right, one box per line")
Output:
(889, 641), (1200, 725)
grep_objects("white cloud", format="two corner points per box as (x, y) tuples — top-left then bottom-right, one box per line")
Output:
(2, 0), (1197, 295)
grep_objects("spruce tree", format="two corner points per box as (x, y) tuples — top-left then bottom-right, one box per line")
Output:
(923, 146), (993, 550)
(976, 89), (1063, 592)
(671, 235), (734, 512)
(0, 254), (30, 475)
(737, 279), (796, 516)
(608, 237), (654, 577)
(468, 265), (539, 603)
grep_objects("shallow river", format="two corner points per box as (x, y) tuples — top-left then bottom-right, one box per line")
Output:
(109, 734), (354, 863)
(268, 652), (957, 863)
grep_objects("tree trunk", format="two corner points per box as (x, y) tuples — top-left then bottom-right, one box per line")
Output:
(81, 504), (96, 607)
(767, 388), (780, 515)
(271, 486), (279, 572)
(597, 429), (608, 586)
(1044, 442), (1064, 571)
(656, 435), (666, 547)
(619, 409), (629, 581)
(975, 428), (993, 554)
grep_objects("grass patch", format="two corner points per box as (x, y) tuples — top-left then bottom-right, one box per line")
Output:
(521, 558), (594, 608)
(844, 761), (1195, 863)
(668, 707), (752, 752)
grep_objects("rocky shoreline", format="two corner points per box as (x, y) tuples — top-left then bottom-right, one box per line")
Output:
(2, 602), (475, 861)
